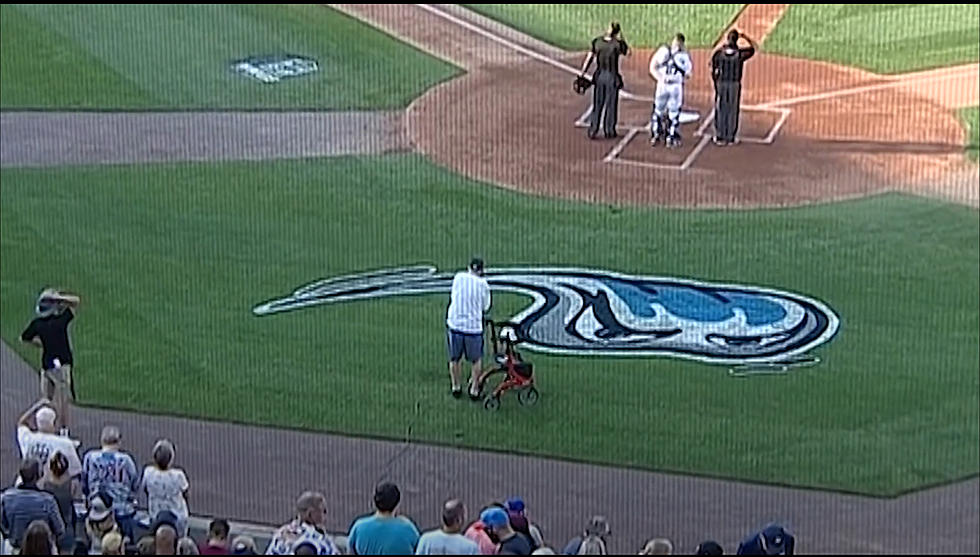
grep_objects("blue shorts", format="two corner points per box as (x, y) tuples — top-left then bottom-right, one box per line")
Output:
(447, 329), (483, 363)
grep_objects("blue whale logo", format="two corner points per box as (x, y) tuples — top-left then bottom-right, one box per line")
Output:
(254, 266), (840, 365)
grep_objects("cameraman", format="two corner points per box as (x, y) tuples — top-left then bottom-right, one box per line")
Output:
(21, 288), (81, 435)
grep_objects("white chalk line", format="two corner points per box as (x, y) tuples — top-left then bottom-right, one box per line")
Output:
(603, 128), (641, 162)
(758, 65), (979, 109)
(694, 108), (716, 137)
(415, 4), (653, 103)
(681, 135), (712, 170)
(611, 158), (686, 172)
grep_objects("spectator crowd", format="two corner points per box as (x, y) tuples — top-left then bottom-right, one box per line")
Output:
(2, 398), (795, 556)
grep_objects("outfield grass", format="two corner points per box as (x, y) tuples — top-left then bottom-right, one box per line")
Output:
(463, 4), (742, 50)
(962, 107), (980, 162)
(765, 4), (980, 74)
(2, 156), (978, 496)
(0, 4), (458, 110)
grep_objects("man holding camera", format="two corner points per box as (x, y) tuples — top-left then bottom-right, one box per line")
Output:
(21, 288), (81, 435)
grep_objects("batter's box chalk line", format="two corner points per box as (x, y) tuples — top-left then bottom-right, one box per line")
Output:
(574, 101), (792, 171)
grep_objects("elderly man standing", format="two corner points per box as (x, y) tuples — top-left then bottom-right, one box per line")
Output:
(266, 491), (337, 555)
(82, 426), (141, 542)
(446, 258), (491, 400)
(416, 499), (479, 555)
(0, 459), (68, 554)
(15, 398), (82, 482)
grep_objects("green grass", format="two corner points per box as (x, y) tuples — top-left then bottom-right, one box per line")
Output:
(962, 107), (980, 162)
(0, 4), (459, 110)
(765, 4), (980, 73)
(463, 4), (743, 50)
(2, 156), (978, 496)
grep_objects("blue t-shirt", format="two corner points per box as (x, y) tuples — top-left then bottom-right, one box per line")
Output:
(349, 514), (420, 555)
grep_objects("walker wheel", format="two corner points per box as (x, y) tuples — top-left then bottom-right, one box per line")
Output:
(517, 386), (539, 406)
(484, 395), (501, 411)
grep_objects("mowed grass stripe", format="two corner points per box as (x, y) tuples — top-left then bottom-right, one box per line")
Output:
(2, 4), (459, 110)
(463, 4), (743, 50)
(0, 5), (160, 108)
(765, 4), (980, 73)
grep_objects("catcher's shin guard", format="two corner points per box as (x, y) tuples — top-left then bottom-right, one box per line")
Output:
(650, 110), (666, 140)
(667, 111), (681, 140)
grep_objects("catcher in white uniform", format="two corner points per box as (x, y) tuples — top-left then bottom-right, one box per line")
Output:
(649, 33), (692, 148)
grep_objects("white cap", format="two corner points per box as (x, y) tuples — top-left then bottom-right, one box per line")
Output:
(35, 407), (57, 429)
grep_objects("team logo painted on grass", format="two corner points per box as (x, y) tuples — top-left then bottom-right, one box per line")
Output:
(254, 266), (840, 366)
(232, 54), (319, 84)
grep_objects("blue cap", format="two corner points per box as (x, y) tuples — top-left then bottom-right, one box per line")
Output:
(505, 497), (525, 513)
(761, 524), (788, 554)
(480, 507), (509, 529)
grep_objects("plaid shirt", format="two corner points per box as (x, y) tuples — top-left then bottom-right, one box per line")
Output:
(265, 519), (337, 555)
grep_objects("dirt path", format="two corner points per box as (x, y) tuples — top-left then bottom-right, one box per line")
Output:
(891, 64), (980, 110)
(2, 342), (978, 554)
(0, 111), (408, 168)
(329, 4), (530, 71)
(716, 4), (790, 47)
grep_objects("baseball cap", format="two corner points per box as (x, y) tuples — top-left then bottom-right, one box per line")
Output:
(480, 507), (509, 529)
(232, 535), (258, 555)
(505, 497), (525, 513)
(35, 407), (57, 430)
(88, 494), (112, 522)
(585, 515), (611, 537)
(761, 524), (788, 555)
(150, 510), (179, 533)
(696, 540), (724, 555)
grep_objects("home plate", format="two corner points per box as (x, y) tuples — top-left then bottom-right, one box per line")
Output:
(679, 110), (700, 124)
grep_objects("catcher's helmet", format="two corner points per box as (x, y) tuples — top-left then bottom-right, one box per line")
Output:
(573, 75), (593, 95)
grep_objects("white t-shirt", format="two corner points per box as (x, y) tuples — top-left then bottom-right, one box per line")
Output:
(17, 426), (83, 477)
(446, 271), (491, 334)
(650, 45), (692, 84)
(415, 530), (480, 555)
(141, 466), (189, 521)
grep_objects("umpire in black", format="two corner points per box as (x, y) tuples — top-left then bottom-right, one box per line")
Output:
(711, 30), (756, 145)
(579, 22), (629, 139)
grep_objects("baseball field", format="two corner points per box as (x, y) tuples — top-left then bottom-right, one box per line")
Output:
(1, 1), (978, 519)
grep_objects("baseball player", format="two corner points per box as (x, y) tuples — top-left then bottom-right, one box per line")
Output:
(648, 33), (692, 148)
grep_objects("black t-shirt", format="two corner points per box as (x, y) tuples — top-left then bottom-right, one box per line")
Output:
(21, 309), (74, 369)
(498, 532), (533, 555)
(711, 45), (755, 82)
(592, 36), (628, 74)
